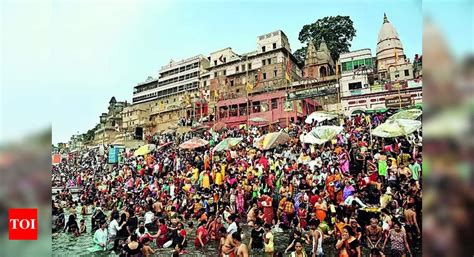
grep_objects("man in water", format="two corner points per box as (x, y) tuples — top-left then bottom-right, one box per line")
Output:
(232, 231), (249, 257)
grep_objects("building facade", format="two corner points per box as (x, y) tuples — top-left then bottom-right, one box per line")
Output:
(340, 14), (422, 115)
(213, 30), (306, 127)
(93, 97), (129, 144)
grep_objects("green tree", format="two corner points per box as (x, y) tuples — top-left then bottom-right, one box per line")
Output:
(293, 15), (356, 65)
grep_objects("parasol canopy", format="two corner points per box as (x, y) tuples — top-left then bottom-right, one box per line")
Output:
(386, 108), (422, 122)
(302, 126), (344, 145)
(371, 119), (421, 138)
(212, 121), (228, 132)
(157, 142), (172, 150)
(305, 111), (338, 124)
(192, 125), (210, 132)
(260, 131), (290, 150)
(249, 117), (269, 123)
(134, 144), (156, 156)
(179, 137), (209, 149)
(212, 137), (243, 152)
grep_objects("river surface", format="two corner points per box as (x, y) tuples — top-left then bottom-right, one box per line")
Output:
(52, 206), (421, 256)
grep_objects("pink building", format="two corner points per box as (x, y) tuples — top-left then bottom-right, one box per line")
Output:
(216, 90), (319, 128)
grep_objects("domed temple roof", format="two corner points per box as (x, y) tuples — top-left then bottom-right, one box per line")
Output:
(376, 13), (405, 61)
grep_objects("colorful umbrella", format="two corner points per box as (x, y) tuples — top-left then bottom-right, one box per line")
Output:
(157, 142), (172, 150)
(212, 121), (228, 132)
(134, 144), (156, 156)
(179, 137), (209, 149)
(371, 119), (421, 138)
(302, 126), (343, 145)
(387, 109), (422, 121)
(261, 131), (290, 150)
(212, 137), (243, 152)
(305, 111), (337, 124)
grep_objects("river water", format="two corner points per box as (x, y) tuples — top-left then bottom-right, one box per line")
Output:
(52, 206), (420, 256)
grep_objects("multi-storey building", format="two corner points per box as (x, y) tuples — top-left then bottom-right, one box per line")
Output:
(339, 14), (422, 115)
(213, 30), (308, 127)
(144, 55), (210, 132)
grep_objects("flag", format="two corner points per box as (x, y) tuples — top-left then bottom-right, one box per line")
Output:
(159, 101), (165, 110)
(394, 47), (399, 63)
(255, 69), (262, 87)
(214, 90), (219, 98)
(285, 55), (292, 82)
(335, 63), (340, 76)
(219, 54), (225, 63)
(246, 82), (254, 92)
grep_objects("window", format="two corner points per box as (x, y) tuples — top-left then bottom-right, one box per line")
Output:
(273, 43), (277, 49)
(203, 80), (207, 86)
(253, 101), (261, 113)
(274, 69), (278, 77)
(214, 72), (218, 77)
(404, 70), (410, 76)
(271, 98), (278, 109)
(230, 80), (234, 86)
(223, 70), (226, 76)
(214, 60), (217, 66)
(255, 75), (258, 81)
(239, 103), (247, 116)
(248, 63), (252, 70)
(263, 73), (267, 80)
(262, 59), (266, 66)
(223, 57), (227, 63)
(241, 64), (245, 71)
(348, 82), (362, 90)
(262, 46), (266, 52)
(236, 66), (239, 72)
(268, 58), (272, 64)
(236, 89), (240, 93)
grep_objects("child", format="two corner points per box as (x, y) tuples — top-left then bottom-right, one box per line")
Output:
(79, 219), (86, 234)
(141, 238), (156, 257)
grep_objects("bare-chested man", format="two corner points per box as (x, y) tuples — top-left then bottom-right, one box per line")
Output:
(221, 232), (236, 257)
(232, 231), (249, 257)
(366, 218), (383, 249)
(404, 203), (420, 243)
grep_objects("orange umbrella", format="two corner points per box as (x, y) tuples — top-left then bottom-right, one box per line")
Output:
(212, 121), (227, 132)
(179, 137), (209, 149)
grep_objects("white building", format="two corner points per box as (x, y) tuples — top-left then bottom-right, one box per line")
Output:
(340, 14), (422, 115)
(132, 55), (210, 104)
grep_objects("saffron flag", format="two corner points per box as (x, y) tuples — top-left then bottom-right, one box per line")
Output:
(394, 47), (399, 63)
(285, 56), (292, 82)
(336, 63), (340, 76)
(246, 82), (254, 92)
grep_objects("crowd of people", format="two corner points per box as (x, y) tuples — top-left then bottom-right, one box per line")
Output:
(52, 110), (422, 257)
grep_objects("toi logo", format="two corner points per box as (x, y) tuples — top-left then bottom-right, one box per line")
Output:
(8, 209), (38, 240)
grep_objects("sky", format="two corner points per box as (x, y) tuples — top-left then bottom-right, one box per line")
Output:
(2, 0), (463, 144)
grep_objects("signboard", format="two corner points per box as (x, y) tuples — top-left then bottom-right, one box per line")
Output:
(385, 95), (412, 109)
(117, 146), (126, 164)
(108, 146), (118, 164)
(287, 84), (338, 101)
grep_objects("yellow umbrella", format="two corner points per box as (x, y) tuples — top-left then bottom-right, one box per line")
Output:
(134, 144), (156, 156)
(261, 131), (290, 150)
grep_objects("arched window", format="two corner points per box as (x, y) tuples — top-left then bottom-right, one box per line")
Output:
(319, 66), (327, 77)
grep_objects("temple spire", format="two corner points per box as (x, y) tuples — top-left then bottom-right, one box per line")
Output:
(383, 13), (389, 23)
